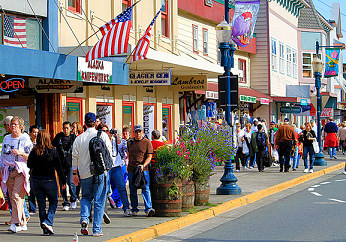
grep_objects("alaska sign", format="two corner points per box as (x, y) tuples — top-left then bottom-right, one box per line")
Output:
(29, 78), (83, 93)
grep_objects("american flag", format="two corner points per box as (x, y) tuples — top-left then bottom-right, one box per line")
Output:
(86, 6), (133, 62)
(132, 9), (161, 62)
(4, 15), (27, 48)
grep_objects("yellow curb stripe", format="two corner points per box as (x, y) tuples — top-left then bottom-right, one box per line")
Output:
(106, 162), (345, 242)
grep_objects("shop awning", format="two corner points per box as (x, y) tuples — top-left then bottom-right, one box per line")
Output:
(272, 96), (310, 103)
(239, 87), (273, 102)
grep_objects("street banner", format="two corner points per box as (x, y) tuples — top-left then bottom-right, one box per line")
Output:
(231, 0), (260, 47)
(129, 70), (171, 85)
(169, 75), (207, 91)
(29, 78), (83, 93)
(324, 48), (340, 77)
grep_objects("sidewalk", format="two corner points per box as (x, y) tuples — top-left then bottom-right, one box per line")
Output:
(0, 153), (345, 242)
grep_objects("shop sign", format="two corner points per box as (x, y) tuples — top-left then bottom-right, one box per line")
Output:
(29, 78), (83, 93)
(143, 105), (155, 140)
(260, 98), (270, 105)
(240, 95), (256, 103)
(77, 57), (112, 84)
(129, 70), (171, 86)
(300, 98), (308, 106)
(206, 91), (218, 99)
(0, 78), (25, 93)
(169, 75), (207, 91)
(334, 110), (341, 116)
(280, 106), (302, 114)
(67, 102), (79, 112)
(321, 108), (333, 117)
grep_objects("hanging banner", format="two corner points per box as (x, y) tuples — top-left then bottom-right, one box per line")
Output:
(231, 0), (260, 47)
(169, 75), (207, 91)
(29, 78), (83, 93)
(143, 105), (155, 140)
(324, 48), (340, 77)
(78, 57), (113, 84)
(129, 70), (171, 86)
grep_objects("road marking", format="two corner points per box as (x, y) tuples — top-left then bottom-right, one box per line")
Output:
(328, 198), (346, 203)
(311, 185), (321, 188)
(335, 179), (346, 182)
(320, 182), (331, 185)
(311, 192), (323, 197)
(308, 188), (315, 191)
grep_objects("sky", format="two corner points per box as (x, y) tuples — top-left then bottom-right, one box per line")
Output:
(313, 0), (346, 63)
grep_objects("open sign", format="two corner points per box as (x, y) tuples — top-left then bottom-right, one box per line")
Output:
(0, 78), (25, 93)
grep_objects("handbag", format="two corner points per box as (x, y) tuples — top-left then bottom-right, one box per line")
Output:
(312, 139), (319, 153)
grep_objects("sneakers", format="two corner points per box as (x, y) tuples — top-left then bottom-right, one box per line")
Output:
(304, 168), (309, 173)
(8, 224), (26, 233)
(42, 222), (54, 235)
(235, 169), (240, 172)
(108, 196), (116, 209)
(93, 232), (104, 237)
(242, 166), (248, 170)
(81, 220), (88, 235)
(342, 171), (346, 175)
(131, 211), (138, 216)
(103, 213), (111, 224)
(146, 208), (155, 217)
(124, 208), (132, 217)
(248, 166), (254, 169)
(309, 169), (314, 173)
(62, 205), (69, 211)
(21, 225), (27, 231)
(71, 202), (77, 210)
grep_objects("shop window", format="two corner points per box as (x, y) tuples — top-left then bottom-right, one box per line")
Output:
(239, 59), (247, 83)
(68, 0), (81, 14)
(271, 38), (277, 71)
(203, 28), (208, 55)
(97, 103), (114, 129)
(193, 25), (198, 54)
(279, 42), (284, 74)
(161, 0), (169, 38)
(66, 98), (83, 124)
(286, 46), (292, 77)
(143, 104), (156, 140)
(123, 101), (135, 136)
(162, 104), (172, 142)
(302, 53), (321, 78)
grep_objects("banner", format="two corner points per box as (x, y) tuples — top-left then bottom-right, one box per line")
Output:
(231, 0), (260, 47)
(169, 75), (207, 91)
(143, 105), (155, 140)
(324, 48), (340, 77)
(129, 70), (171, 86)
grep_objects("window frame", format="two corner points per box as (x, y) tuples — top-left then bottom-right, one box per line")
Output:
(302, 52), (321, 78)
(193, 24), (199, 54)
(122, 101), (135, 137)
(238, 58), (247, 83)
(68, 0), (82, 14)
(161, 0), (169, 38)
(286, 46), (292, 77)
(202, 28), (208, 56)
(279, 42), (285, 74)
(292, 49), (297, 79)
(271, 38), (277, 71)
(66, 97), (83, 124)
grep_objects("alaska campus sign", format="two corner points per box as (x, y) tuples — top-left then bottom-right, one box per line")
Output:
(0, 78), (25, 93)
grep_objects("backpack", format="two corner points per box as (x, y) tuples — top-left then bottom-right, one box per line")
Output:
(256, 132), (266, 148)
(89, 130), (113, 176)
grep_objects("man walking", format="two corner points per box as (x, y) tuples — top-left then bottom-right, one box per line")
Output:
(72, 113), (112, 237)
(127, 124), (155, 217)
(251, 124), (270, 172)
(275, 118), (296, 172)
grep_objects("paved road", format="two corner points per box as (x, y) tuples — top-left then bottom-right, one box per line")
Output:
(154, 172), (346, 242)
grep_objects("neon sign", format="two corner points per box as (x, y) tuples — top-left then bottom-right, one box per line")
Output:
(0, 78), (25, 93)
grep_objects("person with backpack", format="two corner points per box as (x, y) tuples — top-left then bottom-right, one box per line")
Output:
(251, 124), (270, 172)
(72, 112), (112, 237)
(52, 121), (77, 211)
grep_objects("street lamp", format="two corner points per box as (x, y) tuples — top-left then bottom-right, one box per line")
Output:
(312, 53), (326, 166)
(215, 2), (241, 195)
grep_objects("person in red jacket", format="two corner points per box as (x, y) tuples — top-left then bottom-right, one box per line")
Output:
(151, 130), (165, 165)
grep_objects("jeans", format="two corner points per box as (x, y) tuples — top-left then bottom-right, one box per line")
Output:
(279, 141), (292, 171)
(31, 177), (58, 227)
(61, 167), (77, 206)
(28, 189), (37, 213)
(80, 174), (106, 234)
(303, 146), (315, 170)
(256, 147), (266, 171)
(291, 146), (299, 170)
(128, 171), (153, 213)
(234, 147), (248, 170)
(109, 165), (129, 209)
(329, 147), (336, 158)
(248, 153), (256, 167)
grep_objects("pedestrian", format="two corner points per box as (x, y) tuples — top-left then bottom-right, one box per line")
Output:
(122, 127), (131, 140)
(310, 120), (318, 135)
(261, 119), (268, 134)
(323, 117), (339, 159)
(251, 124), (270, 172)
(251, 118), (259, 132)
(72, 112), (112, 237)
(291, 124), (299, 171)
(151, 130), (165, 164)
(235, 123), (252, 171)
(300, 122), (316, 173)
(268, 121), (279, 165)
(72, 122), (83, 136)
(52, 121), (78, 211)
(275, 118), (296, 172)
(337, 122), (346, 155)
(0, 116), (32, 233)
(0, 115), (14, 137)
(28, 125), (39, 214)
(127, 124), (155, 217)
(27, 129), (66, 235)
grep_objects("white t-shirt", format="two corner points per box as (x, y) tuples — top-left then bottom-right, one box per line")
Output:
(0, 133), (32, 167)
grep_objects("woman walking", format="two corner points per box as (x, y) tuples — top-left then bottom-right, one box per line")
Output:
(27, 130), (66, 235)
(338, 122), (346, 155)
(300, 122), (316, 173)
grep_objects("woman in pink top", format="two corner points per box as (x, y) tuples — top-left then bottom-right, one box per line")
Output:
(338, 122), (346, 155)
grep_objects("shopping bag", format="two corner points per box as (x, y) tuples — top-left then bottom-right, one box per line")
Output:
(312, 139), (319, 153)
(272, 149), (279, 161)
(242, 141), (249, 155)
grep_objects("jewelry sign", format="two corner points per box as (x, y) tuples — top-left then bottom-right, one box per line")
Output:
(169, 75), (207, 91)
(129, 70), (171, 86)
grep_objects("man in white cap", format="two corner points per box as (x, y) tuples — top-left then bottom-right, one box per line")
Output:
(251, 118), (259, 132)
(1, 116), (14, 137)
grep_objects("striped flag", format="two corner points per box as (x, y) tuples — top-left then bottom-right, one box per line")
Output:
(4, 15), (27, 48)
(132, 9), (161, 62)
(86, 6), (133, 62)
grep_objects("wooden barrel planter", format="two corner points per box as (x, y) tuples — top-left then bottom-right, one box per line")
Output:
(194, 182), (210, 206)
(151, 177), (182, 217)
(182, 179), (195, 211)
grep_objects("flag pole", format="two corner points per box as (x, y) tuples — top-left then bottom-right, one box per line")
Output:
(66, 0), (142, 56)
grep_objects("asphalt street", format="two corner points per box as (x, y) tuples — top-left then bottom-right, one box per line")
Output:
(154, 172), (346, 242)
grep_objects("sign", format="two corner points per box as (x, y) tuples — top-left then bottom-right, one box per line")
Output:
(143, 105), (155, 140)
(324, 48), (340, 77)
(334, 110), (341, 116)
(29, 78), (83, 93)
(206, 91), (218, 99)
(67, 102), (79, 112)
(129, 70), (171, 86)
(260, 98), (270, 105)
(300, 98), (308, 106)
(169, 75), (207, 91)
(240, 95), (256, 103)
(280, 106), (302, 114)
(97, 104), (113, 129)
(321, 108), (333, 117)
(0, 77), (25, 93)
(77, 57), (112, 84)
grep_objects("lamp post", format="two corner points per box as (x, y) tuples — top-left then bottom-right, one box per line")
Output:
(215, 1), (241, 195)
(312, 41), (326, 166)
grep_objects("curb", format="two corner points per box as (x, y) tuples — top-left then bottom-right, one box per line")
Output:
(106, 162), (345, 242)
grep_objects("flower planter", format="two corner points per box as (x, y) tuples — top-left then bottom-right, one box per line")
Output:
(194, 182), (210, 206)
(182, 179), (195, 211)
(151, 177), (182, 217)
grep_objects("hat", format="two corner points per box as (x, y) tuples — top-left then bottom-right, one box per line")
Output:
(270, 121), (276, 124)
(284, 118), (289, 122)
(0, 116), (14, 125)
(134, 124), (144, 131)
(253, 118), (258, 122)
(84, 112), (96, 123)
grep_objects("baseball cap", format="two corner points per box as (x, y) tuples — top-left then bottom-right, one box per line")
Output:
(0, 116), (14, 125)
(253, 118), (258, 122)
(134, 124), (144, 131)
(284, 118), (289, 122)
(84, 112), (96, 123)
(270, 121), (275, 125)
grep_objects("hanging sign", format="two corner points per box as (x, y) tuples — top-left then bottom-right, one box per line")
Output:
(324, 48), (340, 77)
(29, 78), (83, 93)
(169, 75), (207, 91)
(77, 57), (112, 84)
(0, 77), (25, 93)
(260, 98), (270, 105)
(129, 70), (171, 86)
(280, 106), (302, 114)
(231, 0), (260, 47)
(321, 108), (333, 117)
(143, 105), (155, 140)
(300, 98), (308, 106)
(240, 95), (256, 103)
